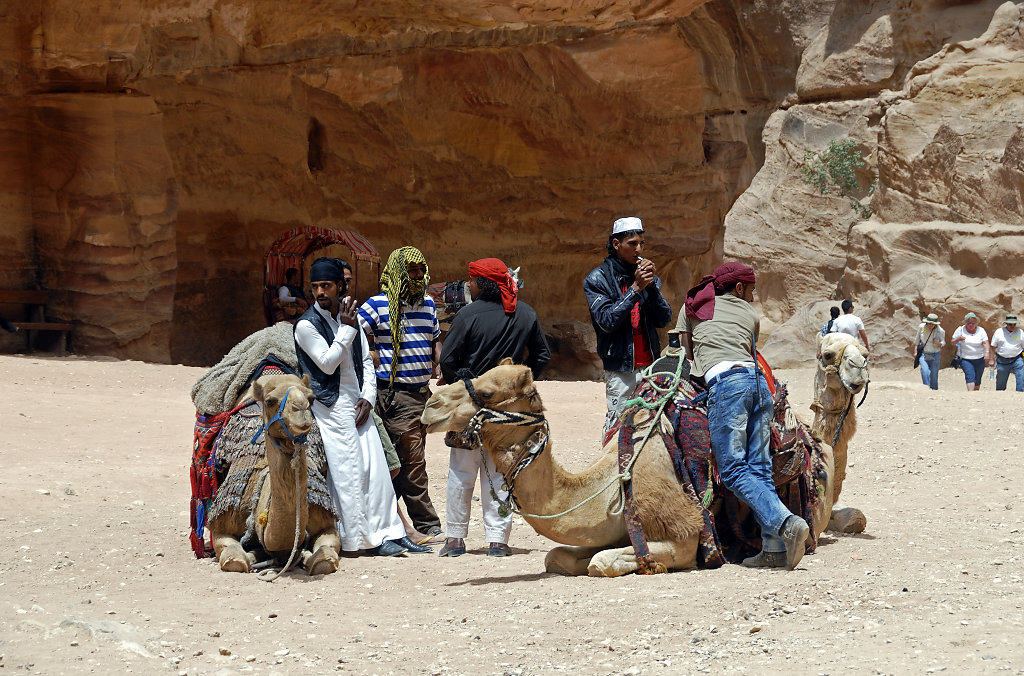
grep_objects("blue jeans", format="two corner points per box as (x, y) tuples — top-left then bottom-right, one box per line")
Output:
(995, 354), (1024, 392)
(962, 357), (985, 387)
(920, 351), (941, 390)
(707, 369), (793, 552)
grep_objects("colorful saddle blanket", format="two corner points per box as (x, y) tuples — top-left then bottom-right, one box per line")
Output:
(614, 355), (827, 568)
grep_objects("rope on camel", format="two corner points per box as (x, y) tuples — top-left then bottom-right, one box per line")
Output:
(257, 446), (305, 582)
(492, 355), (685, 520)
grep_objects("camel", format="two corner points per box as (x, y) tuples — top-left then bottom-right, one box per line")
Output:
(811, 331), (870, 533)
(421, 359), (838, 577)
(207, 373), (341, 575)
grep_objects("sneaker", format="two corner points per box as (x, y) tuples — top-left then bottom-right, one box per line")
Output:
(780, 515), (810, 570)
(740, 550), (786, 568)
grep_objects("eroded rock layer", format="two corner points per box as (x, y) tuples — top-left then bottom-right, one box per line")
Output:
(5, 1), (1018, 374)
(3, 0), (834, 370)
(726, 1), (1024, 368)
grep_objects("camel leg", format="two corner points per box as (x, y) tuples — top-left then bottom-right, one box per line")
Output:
(211, 532), (256, 573)
(586, 538), (699, 577)
(302, 527), (341, 575)
(544, 546), (606, 576)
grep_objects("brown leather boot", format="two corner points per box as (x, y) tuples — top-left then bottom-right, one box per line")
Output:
(780, 515), (811, 570)
(740, 550), (786, 568)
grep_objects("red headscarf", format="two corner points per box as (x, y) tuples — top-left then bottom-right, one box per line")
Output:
(684, 262), (756, 321)
(468, 258), (518, 314)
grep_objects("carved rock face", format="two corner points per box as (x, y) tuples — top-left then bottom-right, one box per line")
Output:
(9, 2), (1017, 375)
(1, 1), (825, 372)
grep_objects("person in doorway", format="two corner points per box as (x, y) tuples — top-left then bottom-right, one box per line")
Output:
(583, 216), (672, 434)
(951, 312), (990, 391)
(989, 313), (1024, 392)
(437, 257), (550, 558)
(678, 262), (809, 571)
(293, 257), (429, 556)
(914, 313), (945, 390)
(277, 267), (309, 318)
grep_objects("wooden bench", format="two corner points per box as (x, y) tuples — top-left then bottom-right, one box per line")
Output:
(0, 290), (73, 356)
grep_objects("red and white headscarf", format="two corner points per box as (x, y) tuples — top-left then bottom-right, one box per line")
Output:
(468, 257), (518, 314)
(684, 262), (756, 321)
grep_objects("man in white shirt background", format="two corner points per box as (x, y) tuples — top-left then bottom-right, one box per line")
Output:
(832, 299), (869, 351)
(989, 313), (1024, 392)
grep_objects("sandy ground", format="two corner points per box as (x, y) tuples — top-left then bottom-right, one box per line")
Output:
(1, 353), (1023, 676)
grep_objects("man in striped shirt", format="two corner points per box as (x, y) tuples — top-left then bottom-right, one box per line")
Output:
(359, 247), (443, 539)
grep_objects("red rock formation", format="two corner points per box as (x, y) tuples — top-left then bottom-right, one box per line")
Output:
(7, 0), (834, 371)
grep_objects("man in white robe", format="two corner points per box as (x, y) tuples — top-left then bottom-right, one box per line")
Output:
(294, 257), (430, 556)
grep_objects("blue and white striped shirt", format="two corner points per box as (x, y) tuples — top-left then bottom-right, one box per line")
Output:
(358, 293), (440, 385)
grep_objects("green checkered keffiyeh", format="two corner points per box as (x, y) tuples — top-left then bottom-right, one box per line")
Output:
(379, 246), (430, 385)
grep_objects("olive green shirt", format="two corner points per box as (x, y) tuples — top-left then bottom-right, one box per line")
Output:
(676, 293), (759, 377)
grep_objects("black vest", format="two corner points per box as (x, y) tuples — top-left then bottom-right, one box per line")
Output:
(294, 306), (364, 407)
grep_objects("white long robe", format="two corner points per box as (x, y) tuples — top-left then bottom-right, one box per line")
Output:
(295, 303), (405, 551)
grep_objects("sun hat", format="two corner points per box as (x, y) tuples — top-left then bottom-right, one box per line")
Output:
(923, 313), (940, 324)
(964, 312), (978, 322)
(1005, 314), (1018, 324)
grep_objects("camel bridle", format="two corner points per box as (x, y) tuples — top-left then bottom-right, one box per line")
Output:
(247, 385), (310, 581)
(816, 344), (870, 445)
(454, 371), (551, 517)
(250, 386), (310, 450)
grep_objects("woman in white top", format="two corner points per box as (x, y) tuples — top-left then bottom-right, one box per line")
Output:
(950, 312), (990, 391)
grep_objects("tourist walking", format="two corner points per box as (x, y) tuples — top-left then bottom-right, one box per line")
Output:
(914, 313), (945, 390)
(989, 313), (1024, 392)
(951, 312), (990, 391)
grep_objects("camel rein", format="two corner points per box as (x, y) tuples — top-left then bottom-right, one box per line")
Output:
(459, 357), (684, 520)
(248, 386), (308, 582)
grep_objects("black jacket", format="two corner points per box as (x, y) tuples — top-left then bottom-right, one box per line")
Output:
(439, 299), (550, 383)
(583, 256), (672, 372)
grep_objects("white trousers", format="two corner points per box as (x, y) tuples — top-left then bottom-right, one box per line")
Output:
(445, 446), (512, 544)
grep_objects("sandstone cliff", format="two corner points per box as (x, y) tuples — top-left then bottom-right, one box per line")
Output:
(4, 0), (1020, 377)
(0, 0), (832, 369)
(725, 0), (1024, 369)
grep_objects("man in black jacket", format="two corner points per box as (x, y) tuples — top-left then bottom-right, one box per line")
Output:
(583, 217), (672, 434)
(437, 257), (550, 558)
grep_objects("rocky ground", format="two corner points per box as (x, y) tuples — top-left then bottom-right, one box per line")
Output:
(1, 354), (1022, 675)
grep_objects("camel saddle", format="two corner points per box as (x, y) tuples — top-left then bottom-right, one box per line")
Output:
(614, 354), (827, 569)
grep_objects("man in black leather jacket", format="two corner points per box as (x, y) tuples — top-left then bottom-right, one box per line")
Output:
(583, 217), (672, 433)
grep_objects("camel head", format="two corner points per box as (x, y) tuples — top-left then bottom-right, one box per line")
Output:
(816, 332), (870, 397)
(252, 373), (315, 453)
(421, 359), (545, 440)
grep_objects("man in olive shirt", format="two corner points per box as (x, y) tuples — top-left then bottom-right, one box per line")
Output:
(678, 262), (809, 570)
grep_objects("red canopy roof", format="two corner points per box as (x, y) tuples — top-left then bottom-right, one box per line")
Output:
(264, 226), (380, 287)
